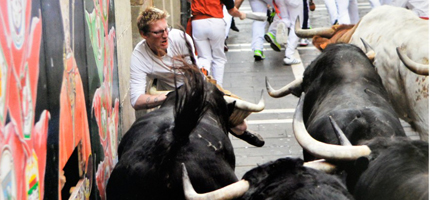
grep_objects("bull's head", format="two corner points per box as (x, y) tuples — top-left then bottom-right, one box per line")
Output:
(181, 159), (337, 200)
(148, 78), (265, 127)
(266, 39), (375, 99)
(293, 92), (372, 161)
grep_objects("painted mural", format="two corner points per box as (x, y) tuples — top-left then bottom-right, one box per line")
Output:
(0, 0), (121, 199)
(58, 0), (93, 199)
(0, 0), (50, 199)
(85, 0), (119, 199)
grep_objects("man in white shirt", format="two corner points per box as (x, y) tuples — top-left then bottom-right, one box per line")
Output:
(130, 7), (265, 147)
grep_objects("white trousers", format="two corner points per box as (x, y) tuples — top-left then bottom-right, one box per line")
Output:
(192, 18), (227, 86)
(336, 0), (359, 24)
(324, 0), (338, 24)
(268, 0), (303, 58)
(249, 0), (272, 51)
(223, 5), (233, 38)
(391, 0), (428, 17)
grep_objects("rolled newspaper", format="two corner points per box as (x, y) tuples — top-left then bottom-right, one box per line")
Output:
(244, 12), (267, 22)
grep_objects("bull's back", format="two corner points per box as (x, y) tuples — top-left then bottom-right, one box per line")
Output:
(107, 110), (238, 199)
(349, 5), (429, 139)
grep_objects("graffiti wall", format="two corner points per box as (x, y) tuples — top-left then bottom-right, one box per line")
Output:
(0, 0), (121, 199)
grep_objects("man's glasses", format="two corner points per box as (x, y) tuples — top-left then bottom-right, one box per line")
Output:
(149, 25), (172, 36)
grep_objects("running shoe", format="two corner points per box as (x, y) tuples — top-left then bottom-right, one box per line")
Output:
(299, 38), (309, 46)
(284, 57), (301, 65)
(254, 50), (266, 61)
(264, 32), (281, 52)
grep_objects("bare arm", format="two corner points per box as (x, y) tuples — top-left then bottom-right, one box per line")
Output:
(235, 0), (244, 9)
(133, 93), (167, 110)
(227, 7), (246, 20)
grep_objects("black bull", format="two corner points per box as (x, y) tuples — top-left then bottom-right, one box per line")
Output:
(284, 43), (428, 199)
(267, 43), (406, 161)
(106, 66), (238, 200)
(182, 43), (428, 200)
(182, 157), (354, 200)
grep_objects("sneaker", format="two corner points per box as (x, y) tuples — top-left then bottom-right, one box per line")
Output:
(254, 50), (265, 61)
(231, 130), (265, 147)
(276, 23), (288, 45)
(264, 32), (281, 52)
(267, 8), (276, 24)
(299, 38), (309, 46)
(284, 57), (301, 65)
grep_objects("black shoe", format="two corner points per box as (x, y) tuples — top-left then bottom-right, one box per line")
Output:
(230, 18), (239, 32)
(231, 130), (265, 147)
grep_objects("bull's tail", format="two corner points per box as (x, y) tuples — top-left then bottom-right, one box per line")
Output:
(172, 64), (208, 143)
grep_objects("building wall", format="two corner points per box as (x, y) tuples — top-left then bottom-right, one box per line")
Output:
(114, 0), (135, 138)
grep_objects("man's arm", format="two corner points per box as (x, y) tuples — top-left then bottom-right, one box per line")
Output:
(227, 7), (246, 19)
(235, 0), (244, 9)
(133, 93), (167, 110)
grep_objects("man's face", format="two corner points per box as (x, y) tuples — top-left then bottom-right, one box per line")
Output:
(142, 18), (169, 54)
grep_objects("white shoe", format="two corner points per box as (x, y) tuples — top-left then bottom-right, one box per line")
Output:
(299, 38), (309, 46)
(284, 57), (301, 65)
(276, 23), (288, 45)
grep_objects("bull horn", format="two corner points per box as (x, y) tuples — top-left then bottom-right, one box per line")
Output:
(360, 38), (375, 62)
(266, 77), (303, 98)
(304, 159), (337, 174)
(295, 16), (335, 38)
(396, 47), (429, 76)
(148, 86), (171, 95)
(182, 163), (249, 200)
(293, 92), (371, 161)
(224, 90), (265, 112)
(328, 116), (352, 146)
(148, 79), (171, 95)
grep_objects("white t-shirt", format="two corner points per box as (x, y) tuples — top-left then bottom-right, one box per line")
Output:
(130, 29), (200, 107)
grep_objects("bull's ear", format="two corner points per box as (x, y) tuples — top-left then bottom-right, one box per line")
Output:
(312, 36), (330, 50)
(354, 156), (369, 172)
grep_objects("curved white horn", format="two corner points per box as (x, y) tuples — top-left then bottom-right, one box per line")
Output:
(293, 93), (371, 161)
(147, 79), (171, 95)
(266, 77), (303, 98)
(182, 163), (249, 200)
(328, 116), (352, 146)
(148, 86), (171, 95)
(295, 16), (336, 38)
(360, 38), (375, 62)
(224, 90), (265, 112)
(304, 159), (337, 174)
(396, 47), (429, 76)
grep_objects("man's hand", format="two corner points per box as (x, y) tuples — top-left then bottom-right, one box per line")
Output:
(239, 12), (246, 20)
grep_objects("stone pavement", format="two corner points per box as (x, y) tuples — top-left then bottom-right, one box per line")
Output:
(223, 0), (419, 178)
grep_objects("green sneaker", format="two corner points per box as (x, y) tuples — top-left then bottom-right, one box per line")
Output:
(267, 8), (276, 24)
(254, 50), (265, 61)
(264, 32), (281, 52)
